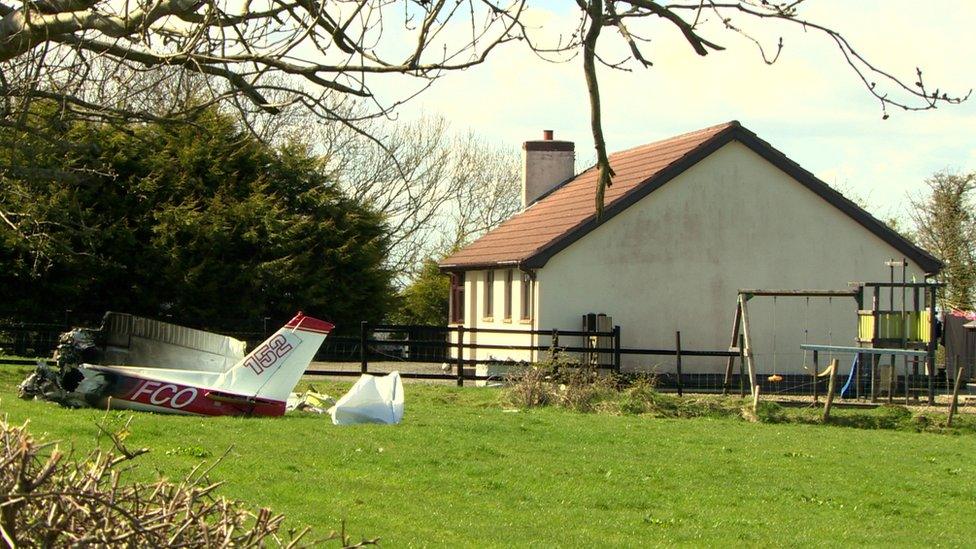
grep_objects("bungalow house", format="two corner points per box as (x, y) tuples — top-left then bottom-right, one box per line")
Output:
(439, 121), (941, 377)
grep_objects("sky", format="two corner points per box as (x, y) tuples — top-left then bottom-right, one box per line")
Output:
(383, 0), (976, 221)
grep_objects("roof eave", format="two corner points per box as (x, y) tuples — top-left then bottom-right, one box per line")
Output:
(438, 260), (523, 273)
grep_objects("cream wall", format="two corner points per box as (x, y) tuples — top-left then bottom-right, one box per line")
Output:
(449, 269), (538, 363)
(535, 141), (927, 374)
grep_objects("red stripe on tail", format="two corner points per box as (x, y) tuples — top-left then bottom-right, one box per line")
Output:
(284, 312), (334, 334)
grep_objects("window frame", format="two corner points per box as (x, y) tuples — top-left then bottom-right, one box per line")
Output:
(520, 272), (534, 321)
(483, 270), (495, 319)
(503, 269), (513, 321)
(449, 272), (465, 324)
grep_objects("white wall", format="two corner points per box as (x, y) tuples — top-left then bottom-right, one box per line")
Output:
(535, 141), (927, 374)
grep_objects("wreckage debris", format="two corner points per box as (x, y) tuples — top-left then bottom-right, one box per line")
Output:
(329, 372), (404, 425)
(18, 311), (333, 417)
(286, 387), (336, 414)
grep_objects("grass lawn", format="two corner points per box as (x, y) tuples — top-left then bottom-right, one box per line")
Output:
(2, 365), (976, 546)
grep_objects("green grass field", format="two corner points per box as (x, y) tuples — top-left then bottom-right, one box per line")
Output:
(2, 365), (976, 547)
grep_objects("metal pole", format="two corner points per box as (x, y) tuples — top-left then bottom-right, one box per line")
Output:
(871, 287), (879, 402)
(927, 285), (937, 405)
(360, 321), (369, 374)
(899, 259), (906, 404)
(888, 258), (894, 319)
(675, 331), (683, 397)
(855, 287), (864, 403)
(912, 286), (920, 401)
(905, 355), (910, 405)
(872, 354), (881, 403)
(613, 325), (622, 374)
(887, 354), (895, 405)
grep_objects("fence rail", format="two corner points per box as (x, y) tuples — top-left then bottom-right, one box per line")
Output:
(3, 320), (951, 397)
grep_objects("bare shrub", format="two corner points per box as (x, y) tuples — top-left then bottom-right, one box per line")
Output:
(0, 416), (376, 548)
(504, 363), (554, 408)
(555, 366), (618, 413)
(505, 352), (618, 412)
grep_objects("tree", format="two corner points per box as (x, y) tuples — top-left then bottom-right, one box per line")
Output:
(909, 170), (976, 310)
(0, 1), (520, 130)
(1, 1), (967, 210)
(316, 114), (520, 277)
(0, 104), (395, 331)
(392, 258), (450, 325)
(439, 130), (522, 252)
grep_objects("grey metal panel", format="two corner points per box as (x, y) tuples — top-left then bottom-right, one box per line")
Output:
(101, 312), (247, 372)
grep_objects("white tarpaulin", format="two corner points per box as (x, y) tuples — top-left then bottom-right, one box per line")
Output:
(330, 372), (404, 425)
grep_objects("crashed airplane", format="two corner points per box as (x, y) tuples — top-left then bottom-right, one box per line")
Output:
(19, 311), (333, 416)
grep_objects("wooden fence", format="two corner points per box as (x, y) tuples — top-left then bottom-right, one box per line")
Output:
(310, 323), (744, 390)
(305, 322), (621, 386)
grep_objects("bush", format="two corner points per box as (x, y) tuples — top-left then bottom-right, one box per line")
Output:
(750, 401), (787, 423)
(505, 352), (617, 411)
(556, 367), (618, 413)
(0, 416), (375, 547)
(874, 404), (914, 429)
(506, 361), (746, 419)
(617, 376), (662, 415)
(505, 363), (554, 408)
(503, 358), (973, 436)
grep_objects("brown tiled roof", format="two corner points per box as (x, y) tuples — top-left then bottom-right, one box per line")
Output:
(440, 121), (943, 274)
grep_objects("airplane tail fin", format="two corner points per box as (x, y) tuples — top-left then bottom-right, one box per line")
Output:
(212, 312), (333, 402)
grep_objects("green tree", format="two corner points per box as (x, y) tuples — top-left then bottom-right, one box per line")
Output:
(392, 258), (450, 326)
(0, 106), (394, 332)
(909, 171), (976, 310)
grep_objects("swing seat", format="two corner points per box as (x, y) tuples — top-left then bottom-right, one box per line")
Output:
(767, 374), (783, 383)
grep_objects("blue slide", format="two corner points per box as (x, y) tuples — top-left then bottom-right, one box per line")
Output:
(839, 355), (858, 398)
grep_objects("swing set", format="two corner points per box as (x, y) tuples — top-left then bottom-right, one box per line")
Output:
(723, 288), (859, 400)
(723, 275), (942, 405)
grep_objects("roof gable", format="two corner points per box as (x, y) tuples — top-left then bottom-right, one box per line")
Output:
(440, 121), (942, 274)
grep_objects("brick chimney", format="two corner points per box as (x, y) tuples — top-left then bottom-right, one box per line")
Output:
(522, 130), (574, 208)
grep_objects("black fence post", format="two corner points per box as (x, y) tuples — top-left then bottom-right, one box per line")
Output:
(612, 325), (621, 374)
(675, 330), (683, 397)
(551, 328), (559, 359)
(456, 325), (465, 387)
(360, 321), (368, 374)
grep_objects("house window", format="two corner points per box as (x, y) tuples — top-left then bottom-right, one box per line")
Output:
(450, 272), (465, 324)
(484, 270), (494, 319)
(504, 270), (513, 320)
(520, 272), (533, 320)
